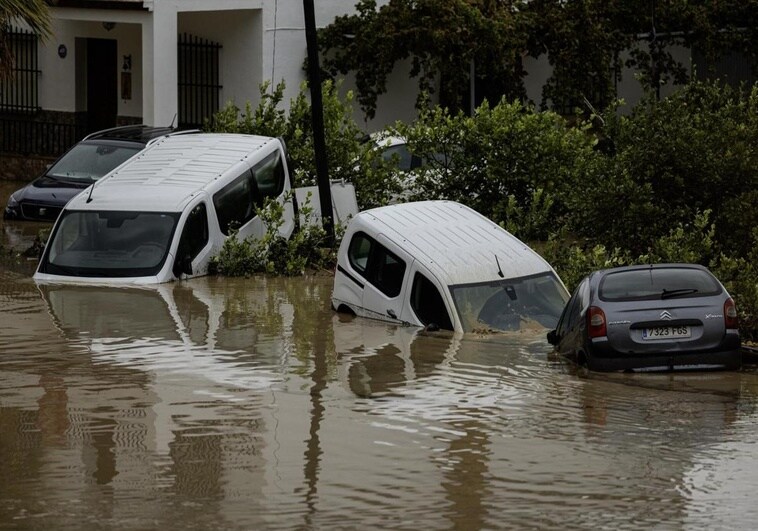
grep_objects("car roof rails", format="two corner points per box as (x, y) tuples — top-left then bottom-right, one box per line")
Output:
(145, 128), (201, 147)
(82, 124), (182, 143)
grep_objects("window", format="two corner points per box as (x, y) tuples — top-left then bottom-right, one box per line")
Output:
(373, 246), (405, 298)
(410, 272), (453, 331)
(567, 280), (587, 329)
(450, 272), (569, 333)
(40, 210), (179, 277)
(346, 232), (406, 298)
(348, 233), (371, 273)
(47, 142), (141, 183)
(252, 150), (285, 201)
(599, 267), (721, 302)
(213, 170), (261, 235)
(173, 203), (209, 278)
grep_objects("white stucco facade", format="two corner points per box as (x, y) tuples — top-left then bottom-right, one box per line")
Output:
(27, 0), (695, 134)
(31, 0), (409, 132)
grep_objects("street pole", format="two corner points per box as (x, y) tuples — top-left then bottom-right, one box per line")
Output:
(303, 0), (335, 244)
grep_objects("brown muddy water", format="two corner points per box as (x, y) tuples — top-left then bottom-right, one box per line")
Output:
(2, 182), (758, 530)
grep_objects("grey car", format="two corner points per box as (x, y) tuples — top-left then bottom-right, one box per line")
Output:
(547, 264), (741, 372)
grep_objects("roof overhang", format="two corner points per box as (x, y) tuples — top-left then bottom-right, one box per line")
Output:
(50, 0), (148, 11)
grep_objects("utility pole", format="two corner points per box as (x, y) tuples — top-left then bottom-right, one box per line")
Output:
(303, 0), (335, 244)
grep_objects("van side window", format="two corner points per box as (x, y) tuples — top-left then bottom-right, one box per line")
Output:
(252, 150), (285, 201)
(347, 232), (406, 298)
(410, 272), (453, 330)
(374, 246), (405, 297)
(348, 233), (371, 273)
(173, 203), (209, 278)
(213, 170), (261, 235)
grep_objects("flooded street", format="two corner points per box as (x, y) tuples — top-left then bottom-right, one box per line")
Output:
(3, 183), (758, 529)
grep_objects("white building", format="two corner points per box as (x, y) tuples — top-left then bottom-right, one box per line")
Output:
(1, 0), (750, 175)
(1, 0), (417, 177)
(28, 0), (410, 131)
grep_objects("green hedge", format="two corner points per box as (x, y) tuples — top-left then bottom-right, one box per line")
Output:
(209, 80), (758, 338)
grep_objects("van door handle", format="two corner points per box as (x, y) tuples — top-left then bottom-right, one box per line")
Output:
(387, 309), (397, 319)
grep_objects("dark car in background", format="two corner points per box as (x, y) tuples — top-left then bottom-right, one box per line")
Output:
(547, 264), (741, 372)
(4, 125), (183, 221)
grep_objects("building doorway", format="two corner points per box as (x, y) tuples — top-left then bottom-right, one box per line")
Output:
(86, 38), (117, 133)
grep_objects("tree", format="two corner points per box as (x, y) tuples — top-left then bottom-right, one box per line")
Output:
(318, 0), (528, 118)
(319, 0), (758, 118)
(1, 0), (51, 80)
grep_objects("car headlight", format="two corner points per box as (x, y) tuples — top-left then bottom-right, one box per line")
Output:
(6, 192), (20, 208)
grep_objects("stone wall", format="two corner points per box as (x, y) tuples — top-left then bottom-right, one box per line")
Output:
(0, 154), (54, 182)
(0, 111), (142, 182)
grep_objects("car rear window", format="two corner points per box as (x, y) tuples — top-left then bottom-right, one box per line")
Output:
(599, 267), (722, 301)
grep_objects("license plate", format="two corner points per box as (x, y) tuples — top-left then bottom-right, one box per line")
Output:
(642, 326), (691, 340)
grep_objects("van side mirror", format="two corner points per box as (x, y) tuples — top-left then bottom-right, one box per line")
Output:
(546, 330), (558, 345)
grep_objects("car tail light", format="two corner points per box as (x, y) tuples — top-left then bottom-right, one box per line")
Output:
(588, 306), (607, 338)
(724, 298), (739, 329)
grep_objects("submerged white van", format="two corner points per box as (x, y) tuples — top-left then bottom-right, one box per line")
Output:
(332, 200), (570, 334)
(35, 133), (297, 284)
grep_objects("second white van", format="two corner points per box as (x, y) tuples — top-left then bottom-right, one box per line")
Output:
(332, 200), (570, 334)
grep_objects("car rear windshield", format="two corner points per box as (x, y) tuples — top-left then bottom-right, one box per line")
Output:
(599, 267), (722, 301)
(39, 210), (179, 278)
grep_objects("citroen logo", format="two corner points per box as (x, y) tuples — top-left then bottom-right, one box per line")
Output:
(39, 208), (46, 216)
(660, 310), (672, 320)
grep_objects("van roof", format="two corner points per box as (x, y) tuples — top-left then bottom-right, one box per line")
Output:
(355, 201), (554, 286)
(65, 133), (278, 213)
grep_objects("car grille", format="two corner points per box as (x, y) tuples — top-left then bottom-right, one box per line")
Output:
(20, 202), (62, 221)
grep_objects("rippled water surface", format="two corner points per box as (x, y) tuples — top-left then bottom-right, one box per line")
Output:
(2, 182), (758, 530)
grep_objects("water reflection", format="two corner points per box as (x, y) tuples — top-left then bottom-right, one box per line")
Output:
(2, 271), (758, 528)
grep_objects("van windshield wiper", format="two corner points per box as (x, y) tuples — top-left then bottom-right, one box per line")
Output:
(661, 288), (699, 299)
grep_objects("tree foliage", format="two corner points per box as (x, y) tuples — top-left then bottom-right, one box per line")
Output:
(319, 0), (758, 117)
(319, 0), (527, 118)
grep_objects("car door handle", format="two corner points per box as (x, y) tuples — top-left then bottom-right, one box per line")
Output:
(387, 309), (397, 319)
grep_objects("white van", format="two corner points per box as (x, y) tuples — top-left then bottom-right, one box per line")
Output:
(332, 200), (570, 334)
(35, 133), (298, 284)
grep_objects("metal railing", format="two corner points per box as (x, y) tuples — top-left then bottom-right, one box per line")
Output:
(178, 33), (223, 129)
(0, 26), (40, 113)
(0, 117), (85, 157)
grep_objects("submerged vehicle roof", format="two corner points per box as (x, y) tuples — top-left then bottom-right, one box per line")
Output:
(64, 133), (280, 213)
(352, 200), (556, 286)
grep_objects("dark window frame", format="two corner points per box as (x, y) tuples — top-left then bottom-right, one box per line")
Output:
(173, 202), (209, 277)
(346, 231), (407, 299)
(410, 271), (454, 331)
(212, 170), (261, 236)
(252, 149), (286, 202)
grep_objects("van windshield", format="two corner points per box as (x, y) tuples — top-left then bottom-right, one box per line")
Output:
(450, 272), (569, 333)
(40, 210), (180, 278)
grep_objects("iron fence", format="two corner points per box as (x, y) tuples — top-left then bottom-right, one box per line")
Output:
(0, 26), (40, 113)
(178, 33), (223, 128)
(0, 117), (85, 157)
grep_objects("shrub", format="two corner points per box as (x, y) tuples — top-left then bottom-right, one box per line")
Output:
(209, 194), (340, 277)
(395, 98), (600, 240)
(207, 80), (396, 209)
(573, 81), (758, 254)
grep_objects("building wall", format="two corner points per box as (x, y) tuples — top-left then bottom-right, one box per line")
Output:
(30, 2), (696, 136)
(45, 9), (146, 119)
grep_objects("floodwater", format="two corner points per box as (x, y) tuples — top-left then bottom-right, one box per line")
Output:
(2, 182), (758, 530)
